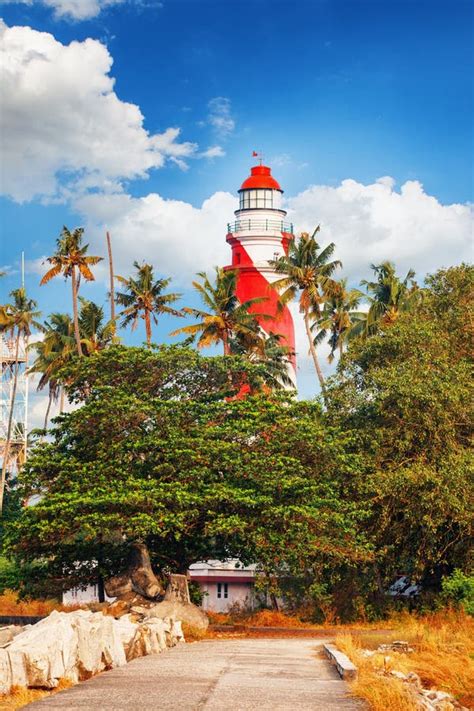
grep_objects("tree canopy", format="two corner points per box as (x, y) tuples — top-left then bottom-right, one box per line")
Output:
(8, 346), (369, 596)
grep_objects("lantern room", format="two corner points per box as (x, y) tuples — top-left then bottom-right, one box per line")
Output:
(238, 165), (283, 211)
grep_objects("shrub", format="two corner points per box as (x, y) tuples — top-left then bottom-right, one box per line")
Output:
(441, 569), (474, 615)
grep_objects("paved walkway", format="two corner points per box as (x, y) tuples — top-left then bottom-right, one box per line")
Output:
(27, 638), (365, 710)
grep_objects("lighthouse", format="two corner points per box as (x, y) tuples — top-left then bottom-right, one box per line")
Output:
(226, 162), (297, 385)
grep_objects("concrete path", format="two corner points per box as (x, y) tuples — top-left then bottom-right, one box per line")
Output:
(27, 638), (365, 710)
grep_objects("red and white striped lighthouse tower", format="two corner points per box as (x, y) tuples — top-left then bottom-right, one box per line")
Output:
(226, 161), (297, 385)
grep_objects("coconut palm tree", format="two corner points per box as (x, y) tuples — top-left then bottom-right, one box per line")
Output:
(78, 298), (115, 354)
(29, 313), (76, 430)
(230, 330), (294, 390)
(352, 261), (421, 339)
(312, 279), (365, 362)
(116, 262), (182, 346)
(40, 226), (103, 356)
(0, 288), (42, 514)
(270, 228), (342, 390)
(171, 267), (267, 355)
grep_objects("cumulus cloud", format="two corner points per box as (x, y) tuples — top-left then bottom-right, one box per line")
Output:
(286, 177), (473, 280)
(206, 97), (235, 138)
(74, 190), (238, 285)
(0, 21), (219, 202)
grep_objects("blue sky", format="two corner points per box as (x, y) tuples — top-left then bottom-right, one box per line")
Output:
(0, 0), (472, 404)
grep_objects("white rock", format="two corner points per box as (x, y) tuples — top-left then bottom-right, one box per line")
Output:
(8, 610), (77, 688)
(0, 649), (12, 694)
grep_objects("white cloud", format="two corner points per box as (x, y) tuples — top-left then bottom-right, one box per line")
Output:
(0, 21), (217, 202)
(286, 177), (473, 281)
(0, 0), (161, 21)
(207, 97), (235, 138)
(74, 190), (238, 286)
(198, 145), (226, 159)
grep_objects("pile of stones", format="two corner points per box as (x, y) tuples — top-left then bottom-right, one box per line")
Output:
(0, 607), (184, 695)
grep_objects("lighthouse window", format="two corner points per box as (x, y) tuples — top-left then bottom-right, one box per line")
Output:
(240, 189), (276, 210)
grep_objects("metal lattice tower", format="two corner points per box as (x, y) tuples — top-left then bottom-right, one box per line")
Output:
(0, 333), (28, 474)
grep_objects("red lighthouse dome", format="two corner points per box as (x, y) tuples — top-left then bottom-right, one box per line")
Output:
(239, 165), (282, 191)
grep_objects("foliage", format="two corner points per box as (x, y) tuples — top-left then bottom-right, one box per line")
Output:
(270, 228), (342, 389)
(312, 278), (364, 361)
(40, 226), (102, 356)
(115, 261), (181, 345)
(172, 267), (266, 355)
(441, 569), (474, 615)
(325, 264), (474, 596)
(0, 557), (20, 593)
(351, 260), (423, 338)
(6, 346), (369, 596)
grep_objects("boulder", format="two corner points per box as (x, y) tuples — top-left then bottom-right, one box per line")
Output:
(0, 625), (24, 647)
(8, 610), (78, 688)
(146, 599), (209, 632)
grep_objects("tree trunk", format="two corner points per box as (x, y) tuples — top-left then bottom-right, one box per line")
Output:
(145, 311), (152, 346)
(59, 386), (65, 414)
(106, 231), (116, 328)
(43, 389), (53, 431)
(0, 331), (21, 516)
(303, 310), (325, 393)
(104, 542), (165, 600)
(71, 265), (83, 356)
(222, 329), (230, 355)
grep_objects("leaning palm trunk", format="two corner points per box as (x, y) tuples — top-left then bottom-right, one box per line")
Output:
(0, 330), (20, 515)
(71, 265), (83, 356)
(59, 386), (65, 414)
(303, 310), (326, 392)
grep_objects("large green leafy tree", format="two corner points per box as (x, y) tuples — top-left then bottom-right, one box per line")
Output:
(7, 346), (368, 597)
(325, 264), (473, 594)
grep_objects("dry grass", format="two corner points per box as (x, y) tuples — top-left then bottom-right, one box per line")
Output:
(336, 609), (474, 710)
(0, 590), (83, 617)
(181, 621), (208, 642)
(0, 679), (73, 711)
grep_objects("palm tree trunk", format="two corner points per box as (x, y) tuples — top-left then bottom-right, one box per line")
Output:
(59, 386), (65, 414)
(44, 389), (53, 431)
(71, 265), (83, 356)
(303, 310), (325, 392)
(222, 329), (230, 355)
(145, 311), (152, 346)
(0, 330), (21, 516)
(106, 232), (116, 328)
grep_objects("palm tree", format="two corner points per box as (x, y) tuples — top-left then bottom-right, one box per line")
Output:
(116, 262), (182, 346)
(230, 330), (294, 390)
(270, 228), (342, 390)
(40, 226), (103, 356)
(352, 261), (421, 338)
(29, 313), (76, 430)
(0, 288), (42, 514)
(171, 267), (267, 355)
(312, 279), (365, 362)
(78, 298), (115, 354)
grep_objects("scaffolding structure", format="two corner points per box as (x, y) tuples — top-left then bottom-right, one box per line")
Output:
(0, 333), (28, 474)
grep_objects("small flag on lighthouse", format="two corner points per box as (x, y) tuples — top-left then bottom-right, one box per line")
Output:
(252, 151), (258, 157)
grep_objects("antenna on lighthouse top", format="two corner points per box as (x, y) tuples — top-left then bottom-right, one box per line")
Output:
(252, 150), (264, 166)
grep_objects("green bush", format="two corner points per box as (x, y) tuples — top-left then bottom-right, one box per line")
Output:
(441, 569), (474, 615)
(0, 556), (20, 593)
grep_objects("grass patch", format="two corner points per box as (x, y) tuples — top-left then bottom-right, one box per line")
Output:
(0, 679), (73, 710)
(0, 590), (83, 617)
(336, 609), (474, 710)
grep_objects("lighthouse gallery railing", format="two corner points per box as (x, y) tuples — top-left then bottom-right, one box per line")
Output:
(227, 219), (294, 234)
